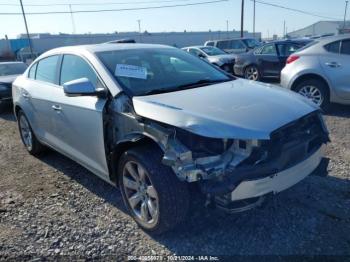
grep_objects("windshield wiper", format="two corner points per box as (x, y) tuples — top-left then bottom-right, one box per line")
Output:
(142, 79), (231, 96)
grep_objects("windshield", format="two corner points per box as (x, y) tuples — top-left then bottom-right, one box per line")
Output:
(97, 48), (232, 96)
(199, 46), (226, 56)
(0, 63), (27, 77)
(243, 39), (261, 49)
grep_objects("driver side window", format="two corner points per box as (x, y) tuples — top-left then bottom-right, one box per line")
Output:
(60, 54), (99, 88)
(260, 44), (277, 55)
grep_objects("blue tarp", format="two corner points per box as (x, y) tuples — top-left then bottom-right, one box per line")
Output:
(9, 39), (29, 53)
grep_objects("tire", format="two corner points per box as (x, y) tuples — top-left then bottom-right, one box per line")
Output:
(244, 65), (260, 81)
(17, 110), (45, 155)
(294, 79), (330, 111)
(118, 145), (190, 234)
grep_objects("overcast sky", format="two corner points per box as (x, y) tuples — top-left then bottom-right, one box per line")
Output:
(0, 0), (348, 38)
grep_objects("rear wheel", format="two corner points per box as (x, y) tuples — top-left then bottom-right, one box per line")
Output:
(17, 110), (45, 155)
(118, 145), (190, 234)
(244, 65), (260, 81)
(294, 79), (330, 111)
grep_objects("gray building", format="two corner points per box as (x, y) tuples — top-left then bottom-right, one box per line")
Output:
(0, 30), (261, 61)
(288, 20), (350, 38)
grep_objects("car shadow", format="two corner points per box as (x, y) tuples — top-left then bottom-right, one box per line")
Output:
(38, 150), (127, 213)
(325, 104), (350, 118)
(0, 103), (16, 122)
(37, 150), (350, 255)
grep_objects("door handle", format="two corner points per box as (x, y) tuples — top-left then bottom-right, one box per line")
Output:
(52, 105), (62, 111)
(325, 62), (341, 68)
(21, 91), (30, 99)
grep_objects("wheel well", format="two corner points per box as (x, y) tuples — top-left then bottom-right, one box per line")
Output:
(14, 105), (22, 118)
(291, 74), (330, 95)
(109, 136), (162, 185)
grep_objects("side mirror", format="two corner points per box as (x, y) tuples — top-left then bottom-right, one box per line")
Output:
(63, 78), (102, 97)
(198, 53), (206, 58)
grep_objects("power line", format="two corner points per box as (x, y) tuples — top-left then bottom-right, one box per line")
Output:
(0, 0), (196, 7)
(251, 0), (341, 20)
(0, 0), (228, 15)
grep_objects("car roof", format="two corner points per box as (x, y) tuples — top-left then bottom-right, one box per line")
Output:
(0, 61), (26, 65)
(268, 39), (312, 44)
(182, 46), (209, 49)
(210, 38), (256, 42)
(312, 33), (350, 44)
(44, 43), (174, 56)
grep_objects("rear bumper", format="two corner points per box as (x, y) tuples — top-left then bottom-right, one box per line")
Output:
(220, 62), (235, 74)
(233, 64), (244, 76)
(230, 145), (323, 201)
(0, 89), (12, 101)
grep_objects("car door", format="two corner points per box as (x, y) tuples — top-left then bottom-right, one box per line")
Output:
(256, 43), (280, 77)
(50, 54), (109, 179)
(188, 48), (207, 60)
(20, 55), (61, 141)
(276, 43), (302, 74)
(319, 39), (350, 100)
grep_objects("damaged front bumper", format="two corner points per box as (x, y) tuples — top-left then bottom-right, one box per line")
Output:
(159, 112), (329, 205)
(229, 145), (323, 201)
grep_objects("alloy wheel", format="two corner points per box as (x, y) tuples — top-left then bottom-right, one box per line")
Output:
(122, 161), (159, 226)
(245, 67), (259, 81)
(19, 115), (33, 151)
(298, 85), (323, 106)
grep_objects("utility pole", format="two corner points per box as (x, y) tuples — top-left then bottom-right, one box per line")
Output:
(344, 0), (349, 29)
(19, 0), (34, 59)
(137, 19), (142, 42)
(253, 0), (256, 38)
(226, 20), (229, 38)
(69, 5), (76, 34)
(240, 0), (244, 38)
(283, 20), (286, 38)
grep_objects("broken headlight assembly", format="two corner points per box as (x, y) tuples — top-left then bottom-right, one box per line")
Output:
(161, 127), (264, 182)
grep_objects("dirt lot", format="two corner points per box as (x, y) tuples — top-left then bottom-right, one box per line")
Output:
(0, 102), (349, 260)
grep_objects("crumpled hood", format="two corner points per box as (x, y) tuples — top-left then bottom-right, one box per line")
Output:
(132, 79), (319, 140)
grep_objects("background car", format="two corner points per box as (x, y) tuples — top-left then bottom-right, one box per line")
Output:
(204, 38), (261, 54)
(0, 61), (27, 108)
(182, 45), (236, 73)
(281, 34), (350, 110)
(234, 39), (312, 81)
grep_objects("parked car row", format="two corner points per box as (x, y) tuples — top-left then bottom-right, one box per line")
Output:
(182, 34), (350, 110)
(11, 42), (329, 234)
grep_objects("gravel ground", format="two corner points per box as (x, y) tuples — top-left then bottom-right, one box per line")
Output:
(0, 102), (349, 261)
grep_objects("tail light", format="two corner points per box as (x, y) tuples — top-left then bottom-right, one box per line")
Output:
(286, 55), (300, 64)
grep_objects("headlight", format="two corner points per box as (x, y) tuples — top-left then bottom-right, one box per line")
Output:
(174, 128), (233, 158)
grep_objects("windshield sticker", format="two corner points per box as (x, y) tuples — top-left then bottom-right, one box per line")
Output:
(115, 64), (147, 79)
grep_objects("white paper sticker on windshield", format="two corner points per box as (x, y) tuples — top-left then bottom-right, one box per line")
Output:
(115, 64), (147, 79)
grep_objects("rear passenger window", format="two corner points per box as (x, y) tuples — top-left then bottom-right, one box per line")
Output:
(217, 41), (229, 49)
(325, 41), (340, 53)
(60, 55), (98, 87)
(341, 40), (350, 55)
(260, 44), (277, 55)
(36, 56), (59, 84)
(28, 63), (37, 79)
(206, 42), (214, 46)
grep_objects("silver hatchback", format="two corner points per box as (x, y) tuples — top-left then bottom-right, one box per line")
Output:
(281, 34), (350, 110)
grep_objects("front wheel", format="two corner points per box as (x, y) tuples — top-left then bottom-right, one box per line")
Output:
(118, 145), (190, 234)
(244, 65), (260, 81)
